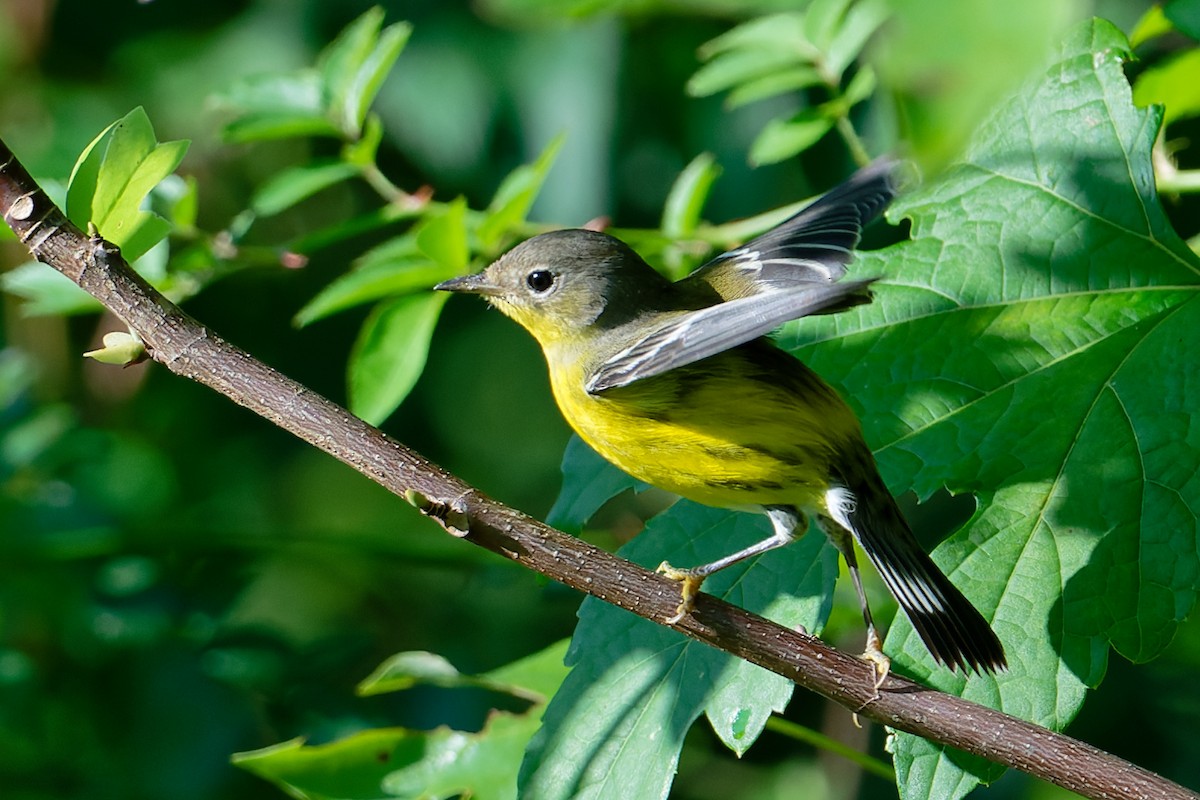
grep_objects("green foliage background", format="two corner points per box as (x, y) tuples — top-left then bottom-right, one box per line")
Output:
(1, 1), (1199, 799)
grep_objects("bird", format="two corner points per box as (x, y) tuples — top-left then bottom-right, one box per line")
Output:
(436, 158), (1006, 677)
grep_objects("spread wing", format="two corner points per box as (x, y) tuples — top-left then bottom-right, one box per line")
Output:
(685, 156), (899, 300)
(586, 279), (874, 394)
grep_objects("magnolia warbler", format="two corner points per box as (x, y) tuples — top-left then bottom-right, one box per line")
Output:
(437, 159), (1006, 675)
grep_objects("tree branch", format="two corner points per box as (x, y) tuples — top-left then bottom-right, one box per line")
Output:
(0, 138), (1193, 800)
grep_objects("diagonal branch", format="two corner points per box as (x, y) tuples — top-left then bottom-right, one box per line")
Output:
(0, 138), (1193, 800)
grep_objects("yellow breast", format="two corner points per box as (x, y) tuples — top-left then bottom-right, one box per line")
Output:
(545, 342), (858, 512)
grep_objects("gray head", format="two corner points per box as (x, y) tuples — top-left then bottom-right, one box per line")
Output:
(436, 229), (667, 346)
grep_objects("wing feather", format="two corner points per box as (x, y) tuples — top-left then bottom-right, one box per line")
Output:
(586, 279), (874, 394)
(687, 157), (899, 298)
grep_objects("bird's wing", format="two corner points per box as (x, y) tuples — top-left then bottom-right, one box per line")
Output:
(685, 156), (899, 299)
(586, 279), (874, 394)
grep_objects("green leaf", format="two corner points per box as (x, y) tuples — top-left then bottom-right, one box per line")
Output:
(295, 255), (448, 327)
(1133, 48), (1200, 126)
(824, 0), (889, 78)
(251, 160), (361, 217)
(217, 71), (341, 142)
(696, 13), (809, 62)
(0, 261), (100, 316)
(778, 19), (1199, 798)
(319, 8), (411, 137)
(237, 642), (569, 800)
(478, 135), (564, 252)
(65, 108), (189, 262)
(724, 66), (824, 108)
(687, 49), (811, 99)
(748, 108), (835, 165)
(348, 292), (448, 425)
(660, 152), (722, 239)
(1129, 4), (1174, 47)
(520, 503), (838, 799)
(842, 64), (877, 106)
(545, 436), (647, 533)
(358, 640), (569, 701)
(416, 198), (469, 273)
(340, 22), (412, 136)
(235, 717), (531, 800)
(803, 0), (852, 51)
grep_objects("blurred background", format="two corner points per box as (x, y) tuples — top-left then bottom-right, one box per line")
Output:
(1, 0), (1198, 798)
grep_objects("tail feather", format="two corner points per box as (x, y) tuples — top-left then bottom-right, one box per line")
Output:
(834, 480), (1007, 674)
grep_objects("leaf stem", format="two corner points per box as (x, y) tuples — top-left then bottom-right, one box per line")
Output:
(765, 716), (896, 782)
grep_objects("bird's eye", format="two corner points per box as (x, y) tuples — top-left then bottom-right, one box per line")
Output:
(526, 270), (555, 293)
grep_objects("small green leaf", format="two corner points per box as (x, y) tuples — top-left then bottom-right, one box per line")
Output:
(824, 0), (889, 78)
(357, 651), (465, 696)
(416, 198), (469, 273)
(1, 261), (100, 316)
(1133, 48), (1200, 125)
(803, 0), (852, 51)
(1129, 3), (1174, 47)
(348, 292), (448, 424)
(687, 49), (808, 98)
(725, 66), (824, 108)
(341, 22), (412, 136)
(343, 113), (385, 166)
(545, 436), (647, 532)
(238, 642), (569, 800)
(156, 174), (199, 231)
(319, 7), (386, 109)
(748, 108), (835, 166)
(696, 13), (809, 62)
(217, 69), (340, 143)
(358, 640), (569, 701)
(236, 717), (531, 800)
(222, 113), (342, 143)
(842, 64), (877, 106)
(251, 160), (361, 217)
(478, 135), (564, 251)
(295, 255), (449, 327)
(319, 8), (411, 137)
(65, 108), (189, 263)
(661, 152), (721, 239)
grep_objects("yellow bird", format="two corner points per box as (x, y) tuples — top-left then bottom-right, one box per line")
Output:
(437, 159), (1006, 675)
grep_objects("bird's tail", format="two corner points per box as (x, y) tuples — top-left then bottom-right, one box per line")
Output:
(827, 474), (1007, 674)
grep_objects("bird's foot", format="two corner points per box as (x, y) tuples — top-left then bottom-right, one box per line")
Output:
(860, 625), (890, 701)
(657, 561), (705, 623)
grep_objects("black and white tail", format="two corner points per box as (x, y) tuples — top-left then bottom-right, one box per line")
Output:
(827, 477), (1007, 674)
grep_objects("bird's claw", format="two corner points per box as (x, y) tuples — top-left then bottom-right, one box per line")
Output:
(657, 561), (704, 623)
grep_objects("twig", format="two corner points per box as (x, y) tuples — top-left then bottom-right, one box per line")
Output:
(0, 138), (1194, 800)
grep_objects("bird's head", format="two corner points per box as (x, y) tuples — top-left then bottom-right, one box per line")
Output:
(436, 229), (662, 347)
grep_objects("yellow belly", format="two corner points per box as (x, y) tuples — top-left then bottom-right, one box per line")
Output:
(547, 343), (859, 512)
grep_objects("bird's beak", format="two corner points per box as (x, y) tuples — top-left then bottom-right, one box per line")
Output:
(434, 273), (501, 296)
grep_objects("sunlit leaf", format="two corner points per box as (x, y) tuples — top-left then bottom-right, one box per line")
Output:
(661, 151), (721, 239)
(348, 292), (448, 425)
(237, 641), (569, 800)
(478, 135), (564, 252)
(778, 19), (1199, 798)
(748, 108), (835, 165)
(545, 436), (646, 532)
(520, 504), (837, 799)
(65, 107), (188, 262)
(416, 198), (469, 273)
(251, 161), (361, 217)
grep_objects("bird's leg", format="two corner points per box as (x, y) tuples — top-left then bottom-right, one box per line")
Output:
(818, 516), (890, 692)
(658, 506), (803, 623)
